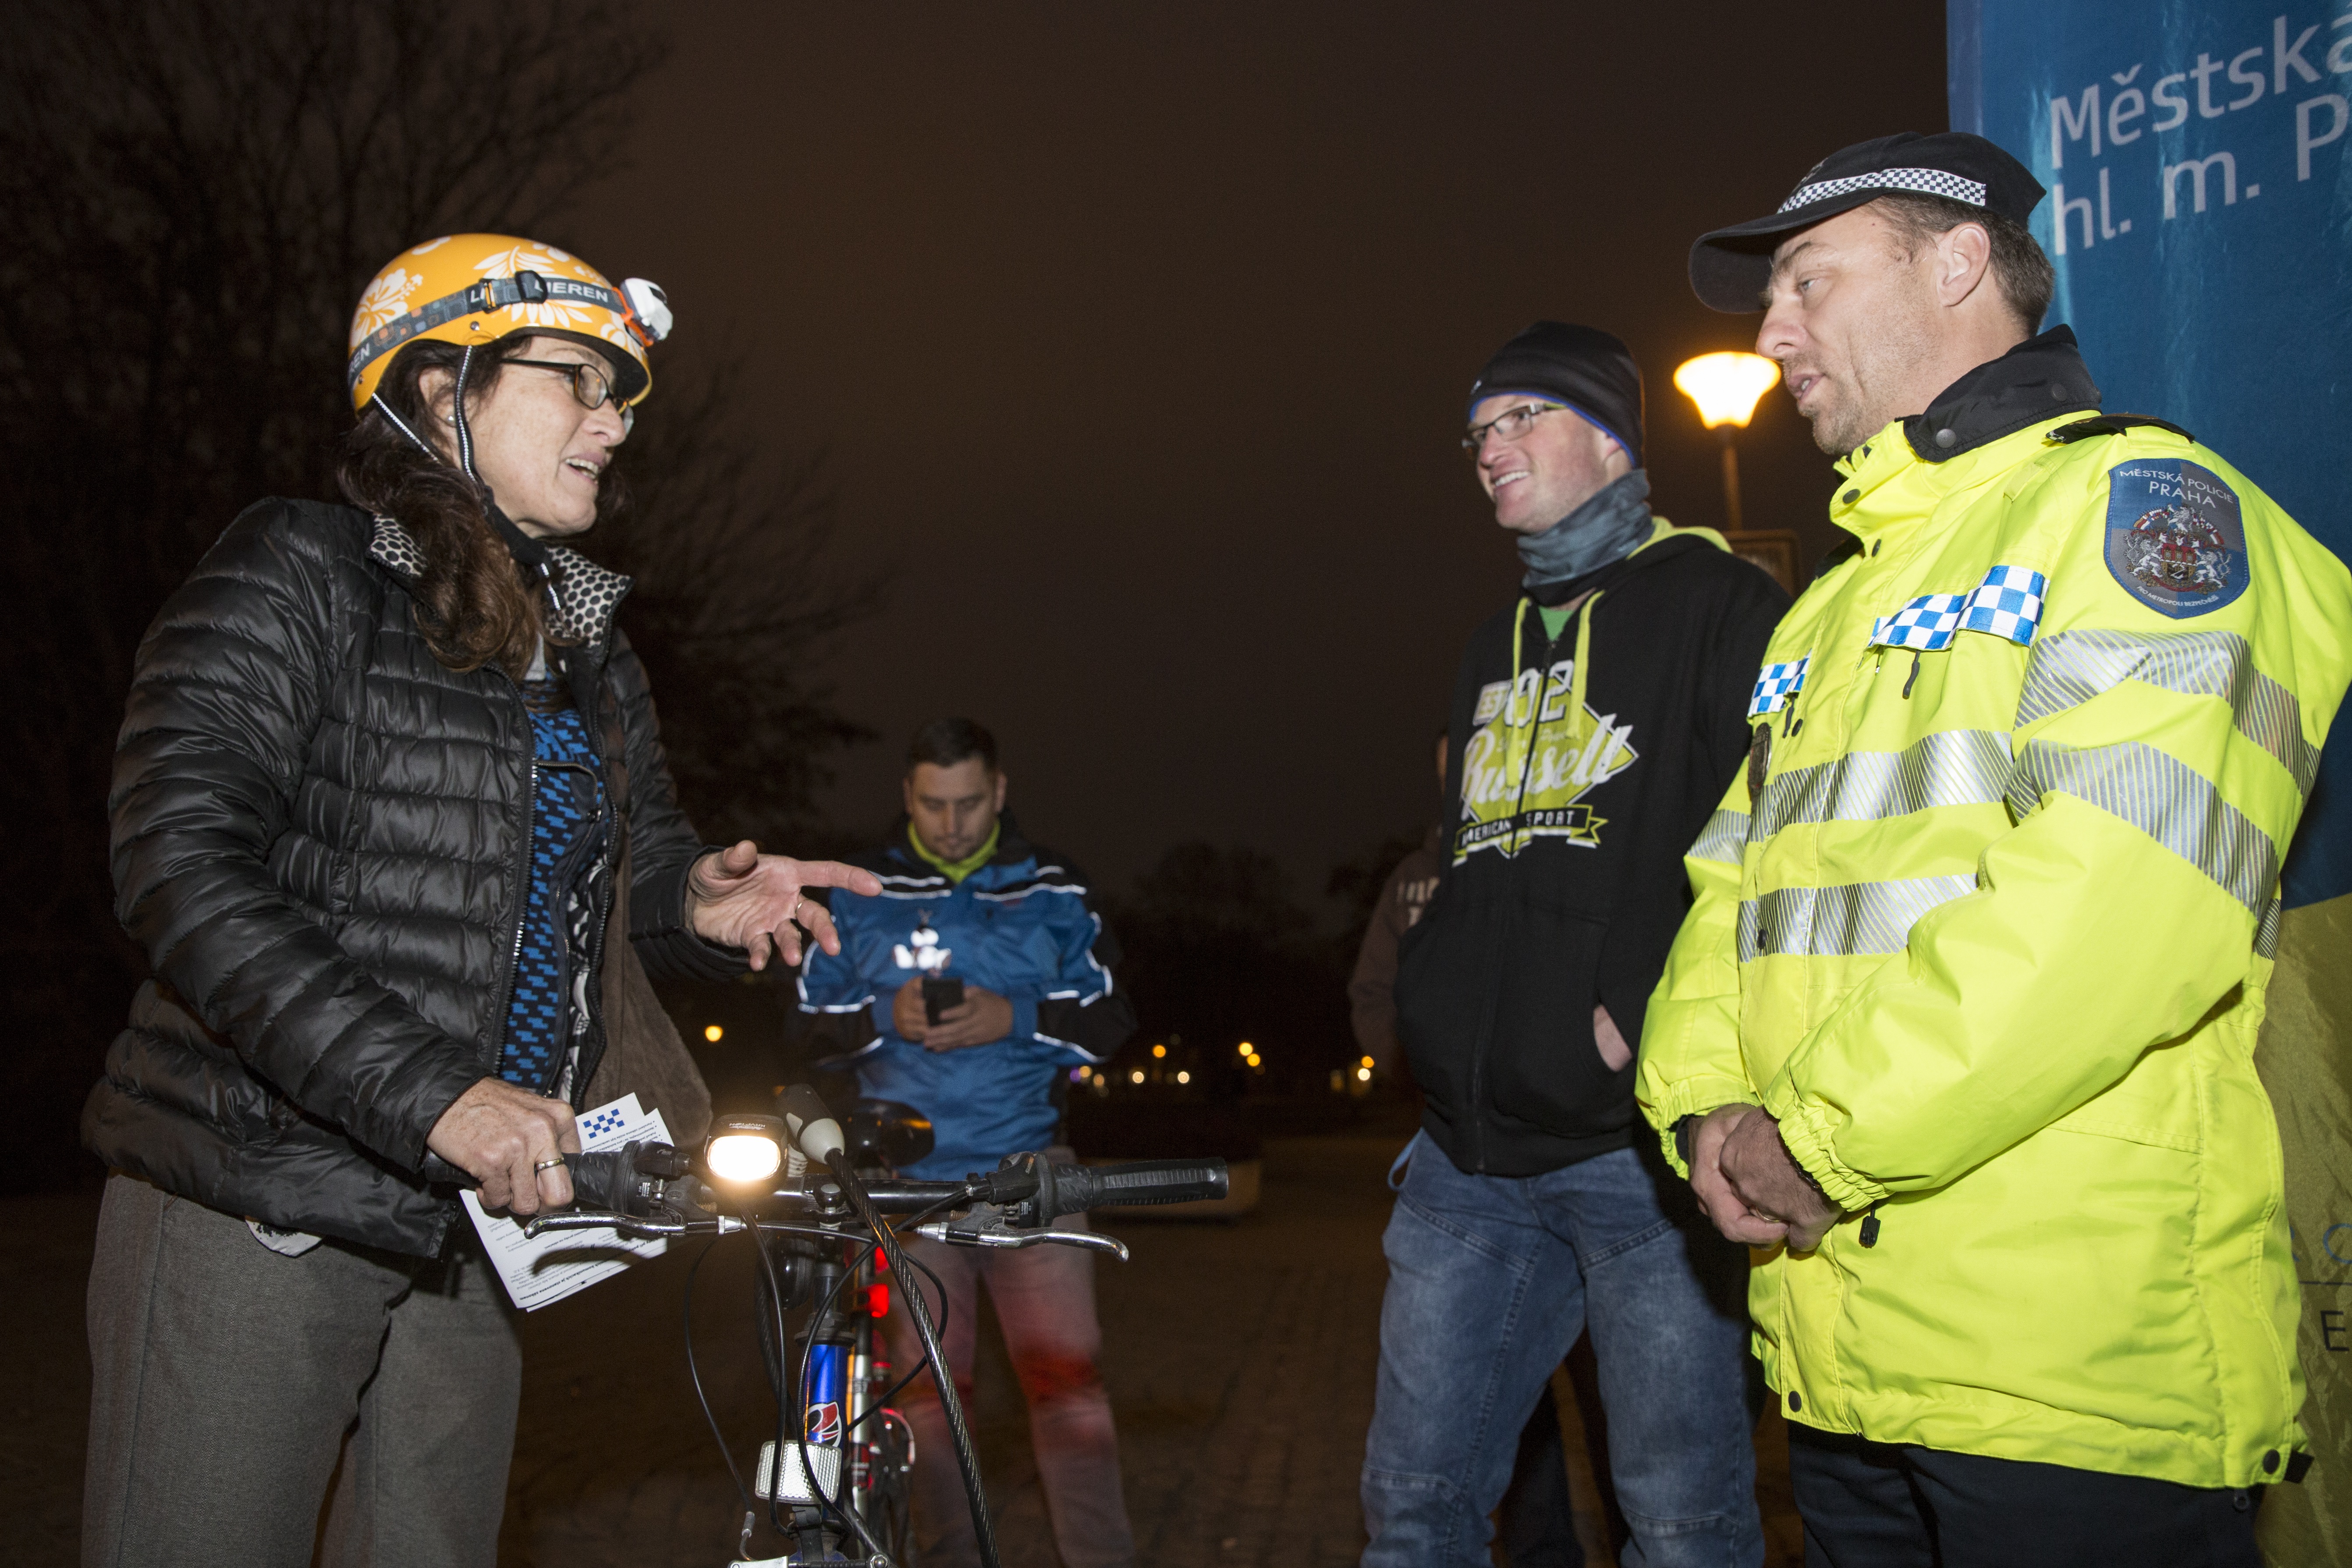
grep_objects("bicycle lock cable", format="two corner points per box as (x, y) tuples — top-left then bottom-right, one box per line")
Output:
(822, 1149), (1002, 1568)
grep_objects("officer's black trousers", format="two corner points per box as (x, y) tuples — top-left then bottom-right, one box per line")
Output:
(1788, 1422), (2263, 1568)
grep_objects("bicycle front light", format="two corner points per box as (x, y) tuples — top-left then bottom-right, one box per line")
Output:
(704, 1114), (787, 1185)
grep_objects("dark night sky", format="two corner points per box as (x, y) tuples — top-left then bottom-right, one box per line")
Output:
(566, 4), (1950, 903)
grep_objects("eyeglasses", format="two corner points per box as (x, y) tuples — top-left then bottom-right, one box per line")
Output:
(1461, 401), (1565, 458)
(509, 358), (635, 432)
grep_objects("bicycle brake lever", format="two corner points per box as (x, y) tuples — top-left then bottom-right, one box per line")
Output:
(522, 1210), (745, 1240)
(912, 1220), (1129, 1262)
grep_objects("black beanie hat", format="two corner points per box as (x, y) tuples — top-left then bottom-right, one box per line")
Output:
(1468, 322), (1644, 468)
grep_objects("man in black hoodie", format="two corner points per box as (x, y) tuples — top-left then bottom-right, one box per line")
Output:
(1360, 324), (1787, 1568)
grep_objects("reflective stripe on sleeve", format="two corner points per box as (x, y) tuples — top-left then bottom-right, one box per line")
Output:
(2015, 630), (2317, 797)
(2256, 897), (2282, 961)
(2008, 739), (2278, 915)
(1738, 874), (1978, 961)
(1689, 807), (1750, 866)
(1752, 729), (2015, 842)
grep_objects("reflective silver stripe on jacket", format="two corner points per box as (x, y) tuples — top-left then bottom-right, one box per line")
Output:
(2008, 740), (2278, 914)
(2015, 629), (2317, 796)
(1738, 874), (1978, 961)
(1689, 807), (1749, 866)
(2256, 897), (2282, 961)
(1751, 729), (2015, 842)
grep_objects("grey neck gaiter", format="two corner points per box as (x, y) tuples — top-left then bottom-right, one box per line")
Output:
(1517, 470), (1654, 590)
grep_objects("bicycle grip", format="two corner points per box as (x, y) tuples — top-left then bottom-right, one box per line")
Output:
(1047, 1158), (1227, 1217)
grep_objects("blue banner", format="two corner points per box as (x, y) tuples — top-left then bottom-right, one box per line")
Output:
(1951, 0), (2352, 905)
(1952, 8), (2352, 1561)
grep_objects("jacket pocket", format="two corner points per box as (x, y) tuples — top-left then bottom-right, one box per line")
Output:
(1392, 896), (1497, 1133)
(1483, 901), (1630, 1140)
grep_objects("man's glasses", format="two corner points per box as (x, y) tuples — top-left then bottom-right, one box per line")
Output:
(509, 358), (635, 433)
(1461, 401), (1565, 459)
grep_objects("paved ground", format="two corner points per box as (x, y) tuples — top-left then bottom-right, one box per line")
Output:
(5, 1133), (1801, 1565)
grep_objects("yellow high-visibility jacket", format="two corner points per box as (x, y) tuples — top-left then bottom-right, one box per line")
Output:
(1639, 408), (2352, 1488)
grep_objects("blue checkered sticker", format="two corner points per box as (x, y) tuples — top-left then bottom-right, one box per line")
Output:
(1747, 654), (1810, 719)
(1870, 565), (2048, 652)
(580, 1105), (629, 1142)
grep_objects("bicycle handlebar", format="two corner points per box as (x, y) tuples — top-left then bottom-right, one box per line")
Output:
(553, 1145), (1227, 1227)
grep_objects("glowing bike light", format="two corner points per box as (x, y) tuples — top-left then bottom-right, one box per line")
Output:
(705, 1114), (786, 1185)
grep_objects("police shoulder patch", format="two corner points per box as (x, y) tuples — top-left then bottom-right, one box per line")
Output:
(2103, 457), (2247, 618)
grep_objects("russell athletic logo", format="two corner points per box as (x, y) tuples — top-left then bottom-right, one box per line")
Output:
(1456, 660), (1639, 862)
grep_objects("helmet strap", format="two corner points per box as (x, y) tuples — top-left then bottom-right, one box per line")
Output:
(369, 394), (440, 461)
(372, 347), (567, 628)
(451, 345), (482, 483)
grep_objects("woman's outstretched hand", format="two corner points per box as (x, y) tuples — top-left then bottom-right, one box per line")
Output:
(685, 840), (883, 969)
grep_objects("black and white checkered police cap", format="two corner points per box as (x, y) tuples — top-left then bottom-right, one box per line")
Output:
(1689, 131), (2047, 313)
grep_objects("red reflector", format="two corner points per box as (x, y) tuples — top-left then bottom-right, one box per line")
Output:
(868, 1282), (890, 1318)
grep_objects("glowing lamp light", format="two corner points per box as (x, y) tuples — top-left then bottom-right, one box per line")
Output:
(1236, 1041), (1252, 1056)
(1673, 352), (1780, 429)
(1151, 1043), (1167, 1058)
(1129, 1069), (1146, 1084)
(705, 1113), (786, 1185)
(1176, 1070), (1191, 1084)
(1357, 1067), (1372, 1082)
(703, 1024), (724, 1043)
(1359, 1055), (1374, 1069)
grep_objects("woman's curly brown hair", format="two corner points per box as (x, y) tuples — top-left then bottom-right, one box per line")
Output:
(337, 337), (623, 679)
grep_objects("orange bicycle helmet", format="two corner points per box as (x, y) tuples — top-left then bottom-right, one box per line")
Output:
(345, 234), (671, 414)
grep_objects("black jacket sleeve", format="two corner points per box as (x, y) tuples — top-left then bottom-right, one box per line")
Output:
(109, 501), (485, 1169)
(608, 628), (744, 983)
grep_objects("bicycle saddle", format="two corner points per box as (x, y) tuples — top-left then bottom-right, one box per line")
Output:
(841, 1097), (936, 1171)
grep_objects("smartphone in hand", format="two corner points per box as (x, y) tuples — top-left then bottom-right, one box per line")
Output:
(922, 975), (965, 1025)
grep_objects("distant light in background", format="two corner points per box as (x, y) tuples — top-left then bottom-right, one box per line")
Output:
(1151, 1043), (1167, 1058)
(1070, 1066), (1087, 1082)
(1176, 1070), (1190, 1084)
(703, 1024), (724, 1043)
(1359, 1055), (1374, 1069)
(1129, 1069), (1145, 1084)
(1236, 1041), (1252, 1056)
(1672, 352), (1781, 429)
(1357, 1066), (1372, 1081)
(1673, 351), (1782, 532)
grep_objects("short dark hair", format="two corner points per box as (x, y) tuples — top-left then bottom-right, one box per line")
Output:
(1871, 192), (2055, 333)
(907, 717), (998, 774)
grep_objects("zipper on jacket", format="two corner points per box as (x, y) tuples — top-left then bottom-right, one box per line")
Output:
(483, 710), (538, 1081)
(1467, 604), (1583, 1173)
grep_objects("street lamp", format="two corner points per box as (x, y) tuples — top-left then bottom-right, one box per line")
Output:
(1672, 352), (1781, 532)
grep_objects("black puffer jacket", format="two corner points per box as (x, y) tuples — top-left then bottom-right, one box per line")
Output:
(82, 498), (741, 1256)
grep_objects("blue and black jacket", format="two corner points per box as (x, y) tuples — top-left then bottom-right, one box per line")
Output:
(796, 815), (1135, 1179)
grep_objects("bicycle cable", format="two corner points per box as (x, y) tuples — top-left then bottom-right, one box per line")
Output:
(682, 1238), (753, 1518)
(848, 1245), (950, 1436)
(823, 1150), (1003, 1568)
(789, 1247), (890, 1563)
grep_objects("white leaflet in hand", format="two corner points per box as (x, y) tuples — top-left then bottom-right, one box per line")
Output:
(463, 1093), (673, 1311)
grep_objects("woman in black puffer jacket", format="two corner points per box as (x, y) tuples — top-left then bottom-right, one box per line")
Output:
(78, 234), (879, 1568)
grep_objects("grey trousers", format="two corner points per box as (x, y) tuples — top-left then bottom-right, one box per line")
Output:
(82, 1174), (521, 1568)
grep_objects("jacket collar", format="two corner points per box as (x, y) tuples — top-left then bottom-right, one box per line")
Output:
(1899, 325), (2102, 464)
(366, 514), (631, 648)
(889, 811), (1035, 874)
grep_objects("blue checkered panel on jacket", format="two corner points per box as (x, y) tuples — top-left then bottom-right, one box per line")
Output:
(499, 678), (607, 1093)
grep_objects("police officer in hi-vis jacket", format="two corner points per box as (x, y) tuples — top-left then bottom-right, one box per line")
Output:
(1643, 131), (2352, 1567)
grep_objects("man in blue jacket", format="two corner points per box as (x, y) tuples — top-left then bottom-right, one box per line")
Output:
(798, 717), (1137, 1568)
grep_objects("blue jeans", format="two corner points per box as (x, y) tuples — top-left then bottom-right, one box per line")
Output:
(1361, 1135), (1761, 1568)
